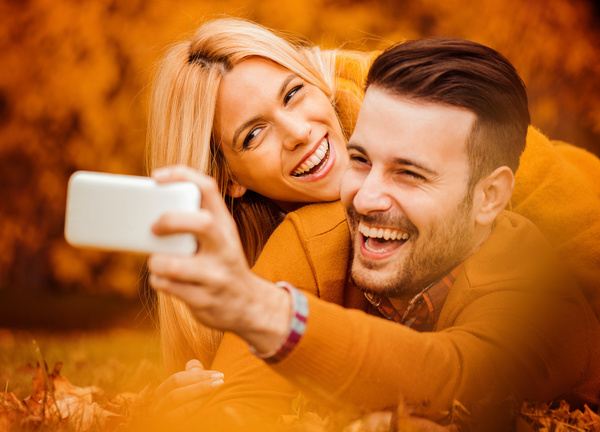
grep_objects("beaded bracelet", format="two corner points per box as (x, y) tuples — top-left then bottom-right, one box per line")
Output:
(251, 281), (309, 364)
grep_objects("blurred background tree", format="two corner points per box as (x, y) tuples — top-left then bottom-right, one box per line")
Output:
(0, 0), (598, 328)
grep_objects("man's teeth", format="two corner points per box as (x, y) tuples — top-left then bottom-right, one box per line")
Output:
(292, 139), (329, 176)
(358, 222), (410, 241)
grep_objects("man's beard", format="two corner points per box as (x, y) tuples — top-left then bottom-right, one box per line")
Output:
(347, 191), (475, 298)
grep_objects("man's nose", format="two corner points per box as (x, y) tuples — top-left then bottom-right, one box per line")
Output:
(353, 171), (393, 214)
(279, 112), (311, 151)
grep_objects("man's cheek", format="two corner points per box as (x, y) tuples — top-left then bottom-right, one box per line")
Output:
(340, 170), (363, 206)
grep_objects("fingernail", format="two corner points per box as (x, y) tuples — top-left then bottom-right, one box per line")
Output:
(210, 379), (224, 387)
(210, 372), (224, 380)
(186, 359), (203, 370)
(153, 168), (170, 179)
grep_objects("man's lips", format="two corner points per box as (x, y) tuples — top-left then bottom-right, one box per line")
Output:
(360, 234), (408, 260)
(357, 221), (411, 260)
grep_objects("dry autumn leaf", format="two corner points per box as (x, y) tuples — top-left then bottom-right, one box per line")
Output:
(0, 361), (154, 432)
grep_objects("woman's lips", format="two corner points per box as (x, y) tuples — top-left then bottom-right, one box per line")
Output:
(291, 137), (336, 182)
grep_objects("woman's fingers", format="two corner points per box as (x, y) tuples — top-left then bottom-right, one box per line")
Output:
(185, 359), (204, 370)
(155, 375), (225, 413)
(155, 367), (223, 397)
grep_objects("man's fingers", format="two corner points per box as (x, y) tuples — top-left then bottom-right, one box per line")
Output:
(152, 210), (212, 236)
(149, 274), (220, 309)
(152, 208), (235, 252)
(152, 165), (232, 224)
(148, 254), (229, 287)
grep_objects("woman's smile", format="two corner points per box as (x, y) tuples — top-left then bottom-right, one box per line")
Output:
(290, 135), (335, 181)
(214, 57), (347, 205)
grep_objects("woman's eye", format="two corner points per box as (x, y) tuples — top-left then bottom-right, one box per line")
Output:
(242, 127), (263, 149)
(283, 84), (304, 105)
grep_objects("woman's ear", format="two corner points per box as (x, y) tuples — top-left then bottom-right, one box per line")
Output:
(473, 166), (515, 227)
(226, 179), (247, 199)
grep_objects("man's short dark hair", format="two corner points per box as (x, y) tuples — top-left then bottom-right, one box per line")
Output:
(366, 38), (530, 186)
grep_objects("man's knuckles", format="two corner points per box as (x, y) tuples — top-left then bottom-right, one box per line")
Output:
(154, 211), (213, 235)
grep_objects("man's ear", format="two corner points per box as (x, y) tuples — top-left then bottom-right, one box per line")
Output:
(472, 166), (515, 227)
(226, 179), (247, 199)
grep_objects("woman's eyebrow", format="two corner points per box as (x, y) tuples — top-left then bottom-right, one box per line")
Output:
(277, 74), (296, 99)
(232, 114), (261, 149)
(231, 74), (297, 148)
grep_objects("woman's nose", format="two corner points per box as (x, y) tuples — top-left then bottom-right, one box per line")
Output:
(279, 113), (311, 151)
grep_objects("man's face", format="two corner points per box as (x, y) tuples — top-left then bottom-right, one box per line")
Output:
(341, 87), (479, 298)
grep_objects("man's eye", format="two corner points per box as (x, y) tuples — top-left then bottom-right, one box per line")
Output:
(349, 154), (369, 165)
(283, 84), (304, 105)
(400, 170), (425, 180)
(242, 127), (263, 149)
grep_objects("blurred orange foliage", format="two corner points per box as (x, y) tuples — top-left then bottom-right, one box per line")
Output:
(0, 0), (598, 300)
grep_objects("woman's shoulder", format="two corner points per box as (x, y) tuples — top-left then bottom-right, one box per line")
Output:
(333, 49), (380, 83)
(285, 201), (348, 240)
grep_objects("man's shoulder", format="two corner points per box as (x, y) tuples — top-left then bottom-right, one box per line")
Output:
(462, 210), (558, 289)
(439, 210), (577, 328)
(285, 201), (349, 240)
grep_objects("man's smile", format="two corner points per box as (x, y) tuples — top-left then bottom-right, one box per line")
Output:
(358, 221), (411, 260)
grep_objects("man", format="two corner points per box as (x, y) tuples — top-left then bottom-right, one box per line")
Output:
(148, 39), (600, 430)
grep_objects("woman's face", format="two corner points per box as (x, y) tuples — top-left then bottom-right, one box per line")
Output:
(214, 57), (348, 208)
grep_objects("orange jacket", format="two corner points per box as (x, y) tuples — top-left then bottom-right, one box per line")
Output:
(158, 49), (600, 375)
(193, 204), (600, 430)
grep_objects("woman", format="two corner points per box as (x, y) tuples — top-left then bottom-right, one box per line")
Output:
(146, 18), (376, 410)
(147, 17), (600, 413)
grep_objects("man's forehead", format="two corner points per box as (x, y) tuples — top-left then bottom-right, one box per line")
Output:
(351, 87), (476, 163)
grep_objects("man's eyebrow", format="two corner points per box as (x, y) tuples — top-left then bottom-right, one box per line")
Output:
(347, 142), (367, 155)
(347, 143), (438, 176)
(231, 74), (297, 149)
(392, 157), (438, 176)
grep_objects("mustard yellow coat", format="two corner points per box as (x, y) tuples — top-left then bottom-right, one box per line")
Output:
(178, 52), (600, 430)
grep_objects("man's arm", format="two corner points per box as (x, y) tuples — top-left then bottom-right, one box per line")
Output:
(197, 218), (596, 430)
(147, 168), (598, 428)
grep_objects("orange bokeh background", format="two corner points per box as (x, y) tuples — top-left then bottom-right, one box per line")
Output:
(0, 0), (598, 327)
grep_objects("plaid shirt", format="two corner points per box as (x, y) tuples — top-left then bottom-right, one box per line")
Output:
(363, 267), (461, 332)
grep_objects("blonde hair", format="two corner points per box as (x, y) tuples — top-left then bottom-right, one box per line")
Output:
(146, 17), (353, 372)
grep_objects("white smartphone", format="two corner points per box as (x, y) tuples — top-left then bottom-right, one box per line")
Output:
(64, 171), (200, 255)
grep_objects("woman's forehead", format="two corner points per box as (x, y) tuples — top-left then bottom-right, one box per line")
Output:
(214, 58), (297, 143)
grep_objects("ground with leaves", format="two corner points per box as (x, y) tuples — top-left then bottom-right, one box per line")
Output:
(0, 329), (160, 431)
(1, 329), (599, 431)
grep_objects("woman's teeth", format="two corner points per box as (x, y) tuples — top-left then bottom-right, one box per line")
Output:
(292, 139), (329, 177)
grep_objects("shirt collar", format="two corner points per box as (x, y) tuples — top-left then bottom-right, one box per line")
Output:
(364, 266), (461, 331)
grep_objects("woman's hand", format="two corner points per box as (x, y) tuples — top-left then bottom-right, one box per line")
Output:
(153, 359), (224, 419)
(147, 165), (291, 353)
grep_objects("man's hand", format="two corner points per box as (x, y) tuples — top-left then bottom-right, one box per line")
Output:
(147, 165), (291, 354)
